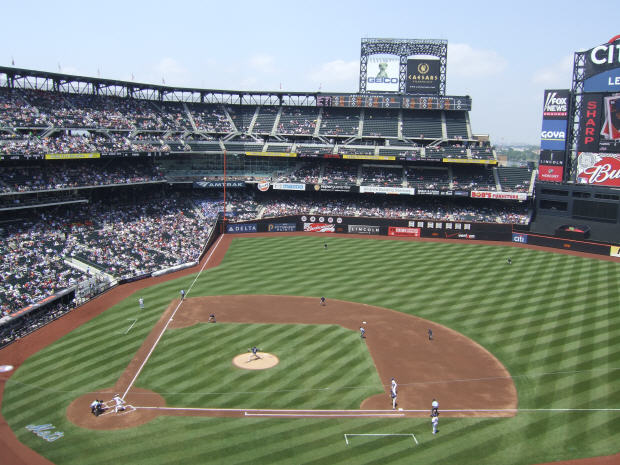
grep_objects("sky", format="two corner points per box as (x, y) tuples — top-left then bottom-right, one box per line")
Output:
(1, 0), (618, 145)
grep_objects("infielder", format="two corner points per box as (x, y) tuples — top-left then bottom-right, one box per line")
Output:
(428, 328), (433, 341)
(390, 384), (397, 410)
(431, 399), (439, 417)
(360, 326), (366, 338)
(432, 415), (439, 435)
(320, 296), (326, 306)
(180, 289), (186, 300)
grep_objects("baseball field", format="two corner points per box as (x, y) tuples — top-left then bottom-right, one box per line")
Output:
(1, 233), (619, 465)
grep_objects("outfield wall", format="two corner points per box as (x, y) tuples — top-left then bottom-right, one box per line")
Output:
(225, 215), (617, 257)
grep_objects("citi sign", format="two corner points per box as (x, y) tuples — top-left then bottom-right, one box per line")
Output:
(589, 42), (620, 66)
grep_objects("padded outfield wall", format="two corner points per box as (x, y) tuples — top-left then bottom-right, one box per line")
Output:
(223, 215), (615, 256)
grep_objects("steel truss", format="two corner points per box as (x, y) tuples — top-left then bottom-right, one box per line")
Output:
(359, 38), (447, 95)
(566, 50), (586, 181)
(0, 66), (319, 107)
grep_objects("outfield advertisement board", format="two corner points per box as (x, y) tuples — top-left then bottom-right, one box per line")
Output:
(366, 55), (400, 92)
(45, 152), (100, 160)
(512, 233), (528, 244)
(267, 223), (297, 232)
(303, 223), (335, 233)
(348, 225), (380, 235)
(226, 223), (257, 233)
(388, 226), (421, 237)
(406, 59), (440, 94)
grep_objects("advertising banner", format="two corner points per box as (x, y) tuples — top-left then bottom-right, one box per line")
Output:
(303, 223), (335, 233)
(610, 246), (620, 258)
(359, 186), (415, 195)
(470, 191), (528, 201)
(312, 184), (353, 192)
(512, 233), (528, 244)
(194, 180), (246, 188)
(540, 119), (568, 151)
(226, 223), (257, 233)
(342, 154), (395, 161)
(45, 152), (100, 160)
(366, 55), (400, 92)
(272, 182), (306, 191)
(584, 39), (620, 92)
(267, 223), (297, 232)
(542, 89), (570, 119)
(348, 225), (380, 235)
(388, 226), (421, 237)
(577, 93), (620, 153)
(538, 165), (564, 182)
(406, 59), (440, 94)
(576, 153), (620, 186)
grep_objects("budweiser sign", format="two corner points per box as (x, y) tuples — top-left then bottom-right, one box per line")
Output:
(577, 153), (620, 186)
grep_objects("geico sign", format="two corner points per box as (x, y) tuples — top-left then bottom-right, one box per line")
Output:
(590, 43), (620, 66)
(541, 130), (565, 139)
(368, 77), (398, 84)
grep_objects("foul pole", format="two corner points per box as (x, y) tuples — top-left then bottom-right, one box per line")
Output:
(222, 150), (227, 231)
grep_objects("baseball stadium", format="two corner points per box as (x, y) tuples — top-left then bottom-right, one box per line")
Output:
(1, 31), (620, 465)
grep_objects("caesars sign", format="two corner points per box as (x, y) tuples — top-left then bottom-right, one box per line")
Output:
(406, 58), (440, 94)
(367, 55), (400, 92)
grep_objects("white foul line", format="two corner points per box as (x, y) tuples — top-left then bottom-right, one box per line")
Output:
(120, 234), (225, 400)
(344, 433), (417, 446)
(245, 412), (404, 418)
(123, 319), (137, 335)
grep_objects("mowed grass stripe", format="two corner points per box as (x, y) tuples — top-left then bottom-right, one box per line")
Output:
(3, 235), (620, 465)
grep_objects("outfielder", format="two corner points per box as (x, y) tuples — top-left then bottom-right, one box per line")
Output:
(138, 297), (144, 309)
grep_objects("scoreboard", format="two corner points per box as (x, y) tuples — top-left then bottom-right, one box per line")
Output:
(317, 94), (471, 111)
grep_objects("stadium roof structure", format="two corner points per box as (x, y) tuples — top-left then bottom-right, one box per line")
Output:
(0, 65), (465, 109)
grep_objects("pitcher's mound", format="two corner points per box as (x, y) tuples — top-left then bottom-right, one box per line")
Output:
(233, 352), (279, 370)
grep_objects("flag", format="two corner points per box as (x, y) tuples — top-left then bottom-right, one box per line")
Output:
(131, 73), (135, 81)
(58, 62), (61, 72)
(11, 57), (15, 66)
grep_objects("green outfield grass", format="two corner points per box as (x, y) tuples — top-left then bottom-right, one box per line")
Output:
(3, 235), (620, 465)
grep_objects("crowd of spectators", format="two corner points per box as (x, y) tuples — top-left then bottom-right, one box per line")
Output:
(0, 159), (164, 192)
(0, 195), (214, 315)
(257, 192), (530, 224)
(0, 301), (74, 348)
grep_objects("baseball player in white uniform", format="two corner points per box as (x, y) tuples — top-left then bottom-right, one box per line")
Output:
(390, 383), (397, 409)
(432, 415), (439, 434)
(138, 297), (144, 309)
(113, 394), (126, 413)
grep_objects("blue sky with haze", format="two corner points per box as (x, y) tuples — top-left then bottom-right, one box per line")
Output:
(2, 0), (618, 145)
